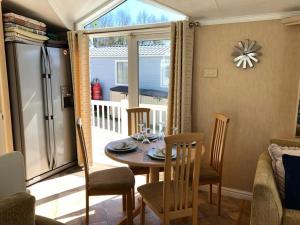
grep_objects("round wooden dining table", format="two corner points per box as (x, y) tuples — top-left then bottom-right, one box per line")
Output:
(104, 138), (168, 225)
(105, 138), (166, 183)
(104, 136), (205, 225)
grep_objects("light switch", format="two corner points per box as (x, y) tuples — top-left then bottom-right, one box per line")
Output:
(203, 68), (218, 78)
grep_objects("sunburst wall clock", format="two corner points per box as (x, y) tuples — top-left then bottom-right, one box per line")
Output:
(232, 39), (261, 69)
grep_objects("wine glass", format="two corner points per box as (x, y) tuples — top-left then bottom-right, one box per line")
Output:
(138, 123), (144, 133)
(142, 136), (151, 144)
(158, 122), (166, 140)
(137, 123), (145, 141)
(172, 127), (178, 135)
(142, 126), (151, 144)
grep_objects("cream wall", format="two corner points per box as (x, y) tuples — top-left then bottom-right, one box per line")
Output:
(192, 20), (300, 192)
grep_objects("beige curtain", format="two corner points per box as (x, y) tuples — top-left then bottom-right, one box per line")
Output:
(67, 31), (92, 165)
(0, 2), (14, 154)
(166, 21), (195, 135)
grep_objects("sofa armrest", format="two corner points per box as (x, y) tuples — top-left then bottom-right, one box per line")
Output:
(250, 152), (283, 225)
(35, 215), (65, 225)
(0, 192), (35, 225)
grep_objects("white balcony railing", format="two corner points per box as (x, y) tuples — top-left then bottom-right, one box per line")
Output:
(139, 103), (167, 134)
(91, 100), (167, 136)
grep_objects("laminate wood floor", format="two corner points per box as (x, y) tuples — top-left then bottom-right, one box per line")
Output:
(28, 164), (251, 225)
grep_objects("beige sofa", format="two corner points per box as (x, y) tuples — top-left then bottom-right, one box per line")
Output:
(0, 152), (64, 225)
(251, 139), (300, 225)
(0, 192), (64, 225)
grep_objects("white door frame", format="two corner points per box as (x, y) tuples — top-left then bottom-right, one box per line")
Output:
(89, 27), (170, 108)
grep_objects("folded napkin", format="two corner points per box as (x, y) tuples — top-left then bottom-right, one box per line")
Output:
(155, 148), (165, 157)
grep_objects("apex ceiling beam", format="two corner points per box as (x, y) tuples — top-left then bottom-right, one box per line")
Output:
(47, 0), (74, 30)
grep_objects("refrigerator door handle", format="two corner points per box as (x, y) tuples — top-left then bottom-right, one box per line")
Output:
(41, 46), (52, 168)
(45, 47), (57, 169)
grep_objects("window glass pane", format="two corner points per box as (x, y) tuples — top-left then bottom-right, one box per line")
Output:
(138, 39), (170, 133)
(90, 37), (128, 102)
(89, 36), (129, 166)
(84, 0), (186, 29)
(116, 61), (128, 85)
(160, 58), (170, 88)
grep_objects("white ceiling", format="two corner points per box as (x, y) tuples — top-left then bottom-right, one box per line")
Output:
(2, 0), (108, 30)
(153, 0), (300, 19)
(2, 0), (300, 30)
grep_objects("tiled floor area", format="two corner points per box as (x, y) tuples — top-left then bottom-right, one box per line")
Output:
(28, 129), (251, 225)
(28, 164), (251, 225)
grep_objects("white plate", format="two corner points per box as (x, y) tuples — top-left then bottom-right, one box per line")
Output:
(131, 133), (158, 141)
(111, 141), (136, 149)
(147, 148), (176, 160)
(107, 141), (137, 152)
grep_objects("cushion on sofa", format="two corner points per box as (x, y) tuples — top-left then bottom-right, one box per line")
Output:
(268, 144), (300, 200)
(0, 192), (35, 225)
(282, 154), (300, 210)
(283, 209), (300, 225)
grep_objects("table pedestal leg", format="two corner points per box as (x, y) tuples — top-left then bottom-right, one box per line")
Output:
(115, 167), (160, 225)
(116, 197), (142, 225)
(149, 167), (160, 183)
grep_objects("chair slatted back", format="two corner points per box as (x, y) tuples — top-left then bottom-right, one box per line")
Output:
(76, 118), (90, 186)
(164, 133), (203, 214)
(210, 114), (230, 175)
(127, 108), (150, 135)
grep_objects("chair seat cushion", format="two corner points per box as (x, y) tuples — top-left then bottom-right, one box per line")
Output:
(199, 166), (220, 183)
(137, 181), (192, 213)
(88, 167), (135, 195)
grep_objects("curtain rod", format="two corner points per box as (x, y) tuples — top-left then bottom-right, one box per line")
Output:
(80, 22), (171, 35)
(76, 20), (198, 36)
(189, 21), (200, 28)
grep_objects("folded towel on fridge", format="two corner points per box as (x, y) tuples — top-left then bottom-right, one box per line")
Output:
(3, 13), (46, 32)
(5, 28), (49, 41)
(4, 23), (46, 36)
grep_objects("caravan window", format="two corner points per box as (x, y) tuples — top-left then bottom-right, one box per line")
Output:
(160, 58), (170, 88)
(115, 60), (128, 85)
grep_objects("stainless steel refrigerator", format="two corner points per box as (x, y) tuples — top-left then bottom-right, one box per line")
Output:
(6, 42), (77, 185)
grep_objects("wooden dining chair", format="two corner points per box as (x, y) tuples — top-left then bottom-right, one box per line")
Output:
(199, 113), (230, 215)
(76, 118), (135, 225)
(138, 133), (204, 225)
(126, 108), (151, 183)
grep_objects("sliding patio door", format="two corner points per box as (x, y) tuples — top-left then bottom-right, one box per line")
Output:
(90, 36), (129, 135)
(89, 31), (170, 164)
(137, 39), (170, 134)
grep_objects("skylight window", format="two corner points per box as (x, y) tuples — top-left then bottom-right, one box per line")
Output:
(84, 0), (186, 29)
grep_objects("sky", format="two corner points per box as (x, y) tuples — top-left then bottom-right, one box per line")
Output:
(86, 0), (186, 28)
(118, 0), (186, 21)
